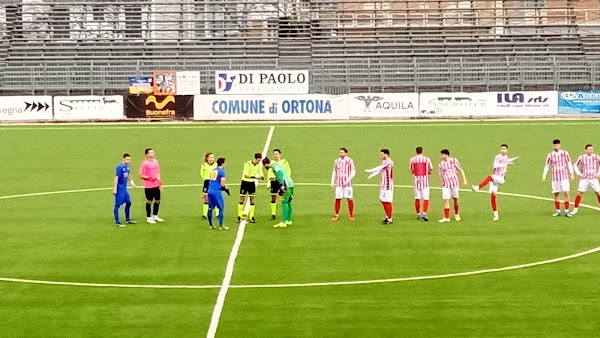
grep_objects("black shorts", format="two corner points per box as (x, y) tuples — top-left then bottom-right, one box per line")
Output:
(145, 187), (161, 201)
(240, 181), (256, 196)
(203, 180), (210, 194)
(270, 180), (280, 195)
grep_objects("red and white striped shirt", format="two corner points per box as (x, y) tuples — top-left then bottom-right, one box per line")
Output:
(379, 159), (394, 191)
(492, 154), (511, 178)
(332, 157), (356, 187)
(439, 158), (462, 189)
(575, 154), (600, 180)
(410, 155), (433, 189)
(545, 150), (572, 182)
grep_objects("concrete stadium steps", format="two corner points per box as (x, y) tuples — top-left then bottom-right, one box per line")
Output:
(581, 36), (600, 54)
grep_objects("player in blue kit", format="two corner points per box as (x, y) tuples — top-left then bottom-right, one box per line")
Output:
(207, 157), (230, 230)
(113, 153), (138, 227)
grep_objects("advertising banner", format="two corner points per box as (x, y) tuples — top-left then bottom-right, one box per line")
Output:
(558, 91), (600, 114)
(493, 91), (557, 116)
(348, 93), (419, 117)
(176, 71), (201, 95)
(125, 95), (194, 119)
(153, 70), (177, 96)
(53, 96), (124, 120)
(215, 70), (309, 95)
(129, 77), (153, 95)
(0, 96), (53, 121)
(194, 95), (348, 120)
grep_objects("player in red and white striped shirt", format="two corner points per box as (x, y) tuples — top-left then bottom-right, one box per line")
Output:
(572, 144), (600, 215)
(366, 149), (394, 224)
(472, 144), (519, 221)
(410, 147), (433, 222)
(438, 149), (468, 223)
(542, 139), (574, 217)
(331, 147), (356, 221)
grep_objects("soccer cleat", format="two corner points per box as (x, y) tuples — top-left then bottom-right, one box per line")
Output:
(472, 185), (479, 192)
(208, 225), (215, 230)
(331, 215), (340, 221)
(285, 221), (293, 226)
(147, 217), (156, 224)
(237, 216), (241, 223)
(273, 222), (287, 228)
(218, 226), (230, 230)
(454, 215), (461, 221)
(416, 214), (422, 219)
(249, 217), (256, 224)
(348, 216), (355, 221)
(439, 218), (450, 223)
(571, 208), (578, 215)
(202, 215), (207, 220)
(270, 215), (276, 220)
(381, 219), (393, 225)
(565, 211), (573, 218)
(126, 219), (137, 224)
(152, 215), (164, 222)
(421, 215), (429, 222)
(493, 215), (499, 221)
(552, 211), (561, 217)
(115, 223), (126, 228)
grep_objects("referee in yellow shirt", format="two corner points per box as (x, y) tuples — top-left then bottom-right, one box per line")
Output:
(239, 153), (265, 223)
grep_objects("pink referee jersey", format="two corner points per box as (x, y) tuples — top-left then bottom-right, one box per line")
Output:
(545, 150), (572, 182)
(140, 159), (161, 189)
(333, 157), (355, 187)
(575, 154), (600, 180)
(493, 154), (510, 177)
(439, 158), (462, 189)
(380, 159), (394, 191)
(410, 155), (433, 189)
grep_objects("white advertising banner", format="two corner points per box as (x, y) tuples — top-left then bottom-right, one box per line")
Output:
(215, 70), (309, 95)
(493, 91), (558, 116)
(419, 92), (491, 117)
(0, 96), (53, 121)
(176, 71), (201, 95)
(194, 95), (349, 120)
(348, 93), (419, 117)
(53, 96), (124, 120)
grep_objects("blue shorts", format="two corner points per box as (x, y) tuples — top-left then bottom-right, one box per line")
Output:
(207, 190), (224, 210)
(115, 191), (131, 206)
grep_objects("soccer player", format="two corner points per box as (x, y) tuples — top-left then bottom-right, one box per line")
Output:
(113, 153), (137, 227)
(331, 147), (356, 221)
(201, 152), (218, 220)
(542, 139), (574, 217)
(267, 149), (292, 220)
(365, 149), (394, 225)
(239, 153), (264, 223)
(572, 144), (600, 215)
(207, 158), (230, 230)
(410, 147), (433, 222)
(438, 149), (468, 223)
(472, 144), (519, 221)
(140, 148), (164, 224)
(262, 157), (294, 228)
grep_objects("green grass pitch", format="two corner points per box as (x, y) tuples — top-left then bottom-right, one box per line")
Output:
(1, 121), (600, 337)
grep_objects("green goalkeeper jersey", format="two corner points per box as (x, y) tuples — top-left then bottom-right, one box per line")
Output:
(267, 159), (291, 181)
(241, 160), (265, 182)
(272, 162), (294, 188)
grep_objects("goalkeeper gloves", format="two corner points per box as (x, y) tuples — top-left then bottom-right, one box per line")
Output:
(221, 187), (230, 196)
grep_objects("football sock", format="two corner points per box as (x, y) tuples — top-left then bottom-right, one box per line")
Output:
(113, 205), (120, 224)
(153, 202), (160, 216)
(249, 204), (255, 219)
(565, 201), (570, 210)
(203, 203), (208, 217)
(218, 208), (224, 226)
(491, 194), (498, 212)
(125, 201), (131, 220)
(444, 208), (450, 218)
(478, 175), (493, 189)
(382, 202), (393, 219)
(454, 203), (459, 215)
(270, 202), (276, 216)
(348, 199), (355, 217)
(146, 203), (151, 217)
(423, 200), (430, 213)
(238, 203), (244, 217)
(334, 199), (341, 215)
(597, 195), (600, 205)
(575, 195), (582, 208)
(554, 201), (560, 210)
(414, 199), (420, 214)
(207, 209), (213, 226)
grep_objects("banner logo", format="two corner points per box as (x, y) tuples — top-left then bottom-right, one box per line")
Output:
(216, 73), (236, 92)
(146, 95), (175, 109)
(24, 101), (50, 112)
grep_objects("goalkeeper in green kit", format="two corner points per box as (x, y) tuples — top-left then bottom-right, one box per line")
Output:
(262, 157), (294, 228)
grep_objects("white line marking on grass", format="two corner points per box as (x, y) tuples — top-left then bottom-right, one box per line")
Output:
(1, 181), (599, 291)
(206, 125), (275, 338)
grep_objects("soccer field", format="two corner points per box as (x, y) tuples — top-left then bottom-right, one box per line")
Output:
(1, 120), (600, 337)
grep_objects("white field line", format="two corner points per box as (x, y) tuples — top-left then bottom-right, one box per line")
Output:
(0, 181), (599, 291)
(206, 125), (275, 338)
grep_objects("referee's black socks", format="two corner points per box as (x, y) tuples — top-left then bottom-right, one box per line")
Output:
(146, 203), (152, 217)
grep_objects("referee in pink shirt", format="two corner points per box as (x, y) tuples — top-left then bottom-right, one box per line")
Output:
(140, 148), (164, 224)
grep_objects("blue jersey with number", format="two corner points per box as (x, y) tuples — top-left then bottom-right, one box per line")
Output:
(208, 168), (226, 192)
(116, 163), (130, 193)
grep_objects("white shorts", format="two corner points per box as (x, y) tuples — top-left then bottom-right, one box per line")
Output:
(335, 186), (354, 199)
(442, 187), (459, 200)
(414, 187), (430, 200)
(379, 189), (394, 203)
(552, 180), (570, 193)
(578, 179), (600, 193)
(489, 175), (506, 194)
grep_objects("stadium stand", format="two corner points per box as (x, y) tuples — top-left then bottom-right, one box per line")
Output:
(0, 0), (599, 95)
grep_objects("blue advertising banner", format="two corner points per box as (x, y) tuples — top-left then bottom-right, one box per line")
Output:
(558, 91), (600, 114)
